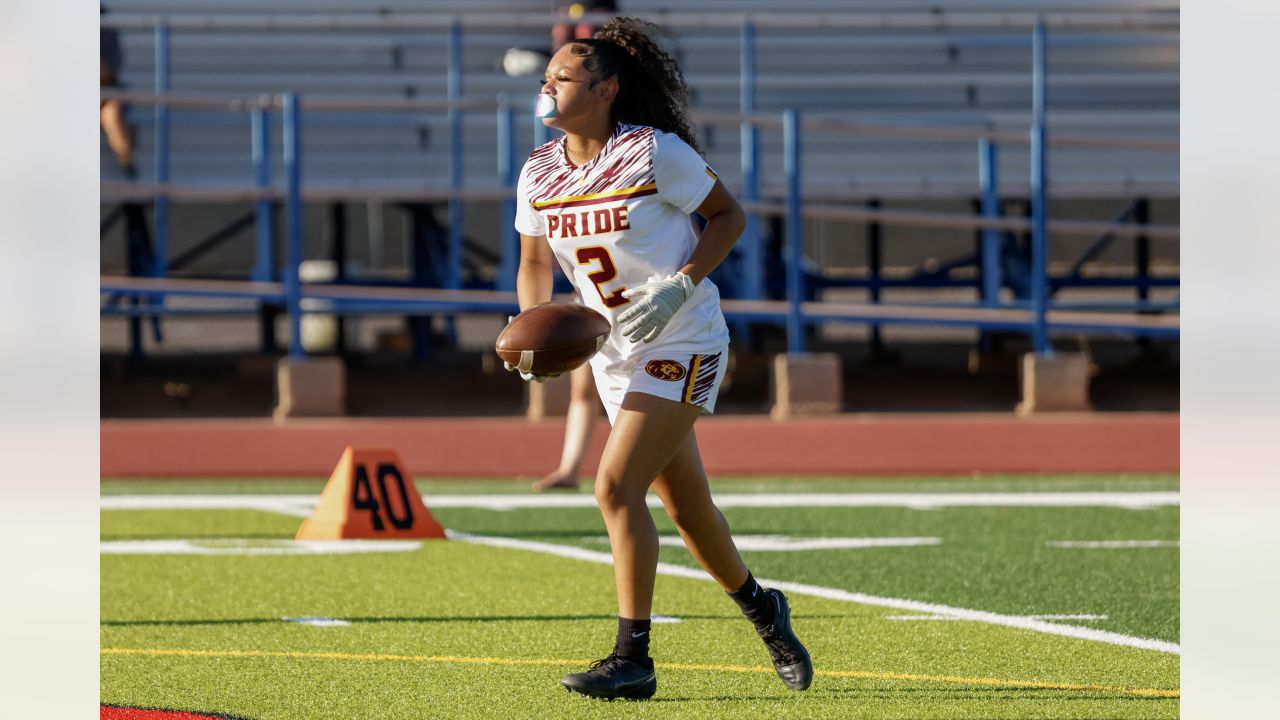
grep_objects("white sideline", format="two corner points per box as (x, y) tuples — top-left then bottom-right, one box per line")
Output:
(100, 491), (1180, 513)
(450, 531), (1181, 655)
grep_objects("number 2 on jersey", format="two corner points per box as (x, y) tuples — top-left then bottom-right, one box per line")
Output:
(576, 246), (629, 308)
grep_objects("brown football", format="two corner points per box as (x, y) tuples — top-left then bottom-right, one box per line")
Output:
(495, 302), (611, 376)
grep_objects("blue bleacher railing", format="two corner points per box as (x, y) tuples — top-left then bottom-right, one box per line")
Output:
(1030, 21), (1050, 355)
(100, 12), (1179, 359)
(282, 92), (304, 359)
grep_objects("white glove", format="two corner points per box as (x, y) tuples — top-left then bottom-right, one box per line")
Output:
(617, 272), (696, 343)
(502, 315), (560, 382)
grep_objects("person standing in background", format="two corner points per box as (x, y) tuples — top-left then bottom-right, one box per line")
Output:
(100, 5), (136, 179)
(552, 1), (619, 53)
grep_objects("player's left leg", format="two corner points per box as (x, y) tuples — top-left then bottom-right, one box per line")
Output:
(560, 391), (698, 699)
(651, 432), (814, 691)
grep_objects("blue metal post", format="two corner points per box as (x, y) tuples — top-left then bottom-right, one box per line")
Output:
(283, 93), (304, 359)
(1030, 22), (1050, 354)
(739, 20), (763, 301)
(152, 24), (170, 278)
(978, 137), (1002, 307)
(251, 108), (274, 282)
(251, 106), (277, 353)
(446, 20), (463, 291)
(496, 94), (518, 292)
(783, 109), (804, 354)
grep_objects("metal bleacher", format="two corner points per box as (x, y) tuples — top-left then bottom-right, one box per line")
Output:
(102, 0), (1178, 198)
(100, 0), (1179, 360)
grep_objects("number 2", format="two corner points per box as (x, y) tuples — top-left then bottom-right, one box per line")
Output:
(576, 246), (629, 308)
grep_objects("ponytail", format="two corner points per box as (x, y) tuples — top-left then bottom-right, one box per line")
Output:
(568, 18), (701, 154)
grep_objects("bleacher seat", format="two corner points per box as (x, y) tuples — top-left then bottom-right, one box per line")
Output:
(101, 0), (1177, 199)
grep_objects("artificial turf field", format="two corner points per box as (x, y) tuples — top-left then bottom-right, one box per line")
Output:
(101, 476), (1179, 719)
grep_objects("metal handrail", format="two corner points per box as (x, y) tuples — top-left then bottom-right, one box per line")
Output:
(100, 11), (1180, 31)
(102, 91), (1179, 152)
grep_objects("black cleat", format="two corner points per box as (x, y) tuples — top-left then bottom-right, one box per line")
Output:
(757, 589), (814, 691)
(561, 654), (657, 700)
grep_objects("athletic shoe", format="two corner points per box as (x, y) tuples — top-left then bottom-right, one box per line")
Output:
(561, 654), (657, 700)
(757, 589), (813, 690)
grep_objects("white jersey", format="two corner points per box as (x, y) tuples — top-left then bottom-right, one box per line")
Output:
(515, 124), (730, 373)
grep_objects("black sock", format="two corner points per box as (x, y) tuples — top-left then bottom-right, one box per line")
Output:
(614, 617), (652, 663)
(728, 572), (775, 628)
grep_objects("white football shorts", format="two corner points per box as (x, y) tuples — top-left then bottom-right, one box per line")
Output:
(591, 344), (729, 425)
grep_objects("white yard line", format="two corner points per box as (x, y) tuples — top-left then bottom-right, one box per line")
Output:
(100, 491), (1179, 512)
(449, 531), (1180, 655)
(886, 613), (1109, 621)
(1047, 540), (1179, 549)
(284, 617), (353, 627)
(100, 539), (423, 555)
(656, 535), (942, 551)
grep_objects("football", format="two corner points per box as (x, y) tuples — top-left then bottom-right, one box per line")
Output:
(495, 302), (611, 376)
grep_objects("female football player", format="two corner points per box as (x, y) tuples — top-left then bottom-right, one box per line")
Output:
(507, 17), (812, 699)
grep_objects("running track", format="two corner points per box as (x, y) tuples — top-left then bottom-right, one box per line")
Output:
(101, 413), (1177, 477)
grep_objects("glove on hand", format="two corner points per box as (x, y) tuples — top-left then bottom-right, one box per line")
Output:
(502, 315), (560, 382)
(617, 272), (696, 343)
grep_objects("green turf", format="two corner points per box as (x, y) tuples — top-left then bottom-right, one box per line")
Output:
(101, 540), (1177, 719)
(102, 509), (302, 539)
(101, 477), (1179, 718)
(436, 505), (1179, 643)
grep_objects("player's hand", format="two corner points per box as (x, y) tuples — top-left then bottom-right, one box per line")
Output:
(501, 314), (560, 382)
(502, 360), (559, 383)
(618, 272), (696, 343)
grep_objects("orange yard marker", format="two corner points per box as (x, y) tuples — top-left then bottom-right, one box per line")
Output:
(296, 447), (446, 540)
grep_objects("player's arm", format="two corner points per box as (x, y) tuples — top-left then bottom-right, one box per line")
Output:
(516, 233), (555, 311)
(679, 180), (746, 284)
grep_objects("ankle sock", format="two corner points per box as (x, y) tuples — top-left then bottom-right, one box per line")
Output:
(728, 572), (775, 628)
(614, 617), (652, 662)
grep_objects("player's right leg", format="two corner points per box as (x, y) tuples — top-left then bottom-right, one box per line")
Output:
(560, 392), (698, 700)
(651, 434), (814, 691)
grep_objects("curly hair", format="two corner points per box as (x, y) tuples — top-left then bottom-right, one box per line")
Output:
(568, 17), (701, 154)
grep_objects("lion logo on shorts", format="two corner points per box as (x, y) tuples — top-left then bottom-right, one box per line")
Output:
(645, 359), (687, 382)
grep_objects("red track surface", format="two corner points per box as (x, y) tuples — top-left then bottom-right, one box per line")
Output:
(101, 414), (1177, 477)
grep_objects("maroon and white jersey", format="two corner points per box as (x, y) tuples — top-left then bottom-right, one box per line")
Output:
(515, 124), (729, 370)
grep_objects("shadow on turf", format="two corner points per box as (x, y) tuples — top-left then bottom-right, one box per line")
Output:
(101, 613), (855, 627)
